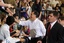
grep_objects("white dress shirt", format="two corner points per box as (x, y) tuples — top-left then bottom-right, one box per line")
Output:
(19, 18), (46, 37)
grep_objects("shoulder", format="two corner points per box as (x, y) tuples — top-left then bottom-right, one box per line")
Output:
(55, 22), (62, 27)
(27, 19), (31, 22)
(1, 24), (9, 31)
(54, 22), (64, 30)
(37, 18), (44, 25)
(36, 18), (42, 22)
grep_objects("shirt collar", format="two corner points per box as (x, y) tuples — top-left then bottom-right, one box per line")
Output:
(50, 20), (57, 28)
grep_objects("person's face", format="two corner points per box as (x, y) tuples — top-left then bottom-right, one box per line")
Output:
(24, 26), (28, 31)
(48, 13), (57, 23)
(3, 17), (6, 23)
(30, 12), (36, 21)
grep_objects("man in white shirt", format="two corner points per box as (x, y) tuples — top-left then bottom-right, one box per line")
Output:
(15, 11), (46, 43)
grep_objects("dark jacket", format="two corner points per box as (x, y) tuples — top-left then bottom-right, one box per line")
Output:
(46, 22), (64, 43)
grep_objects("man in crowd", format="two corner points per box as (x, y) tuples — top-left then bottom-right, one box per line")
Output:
(15, 11), (46, 43)
(46, 11), (64, 43)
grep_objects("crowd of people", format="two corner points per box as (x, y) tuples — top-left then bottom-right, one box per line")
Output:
(0, 0), (64, 43)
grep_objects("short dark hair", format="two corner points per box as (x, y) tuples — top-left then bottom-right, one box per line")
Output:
(6, 16), (15, 26)
(59, 16), (64, 20)
(49, 11), (59, 17)
(32, 11), (39, 18)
